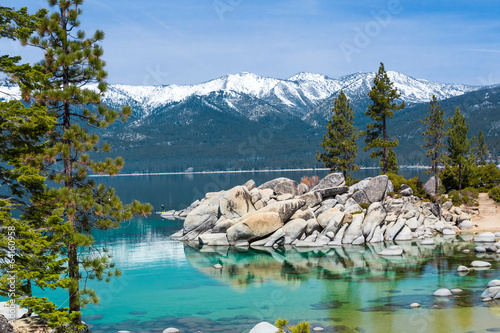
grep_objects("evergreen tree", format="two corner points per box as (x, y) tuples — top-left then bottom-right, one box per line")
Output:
(316, 90), (359, 180)
(473, 130), (488, 165)
(382, 148), (399, 174)
(22, 0), (152, 328)
(0, 5), (73, 326)
(363, 62), (405, 174)
(421, 95), (446, 202)
(446, 107), (471, 190)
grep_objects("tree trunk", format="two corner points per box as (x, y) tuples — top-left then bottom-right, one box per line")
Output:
(382, 116), (387, 173)
(458, 163), (462, 191)
(68, 242), (80, 324)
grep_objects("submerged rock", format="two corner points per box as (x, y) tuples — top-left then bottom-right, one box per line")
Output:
(433, 288), (452, 297)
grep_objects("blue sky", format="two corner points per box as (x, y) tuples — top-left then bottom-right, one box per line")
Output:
(2, 0), (499, 86)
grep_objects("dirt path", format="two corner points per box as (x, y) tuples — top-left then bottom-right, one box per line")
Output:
(470, 193), (500, 232)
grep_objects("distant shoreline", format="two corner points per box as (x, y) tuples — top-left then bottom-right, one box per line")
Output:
(89, 166), (430, 177)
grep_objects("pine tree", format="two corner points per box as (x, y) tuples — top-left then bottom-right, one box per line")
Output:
(383, 148), (399, 174)
(0, 5), (72, 326)
(446, 107), (471, 190)
(363, 62), (405, 174)
(22, 0), (152, 328)
(473, 130), (488, 165)
(316, 90), (359, 181)
(421, 95), (446, 202)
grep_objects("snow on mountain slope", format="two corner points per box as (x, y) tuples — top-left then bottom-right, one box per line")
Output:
(0, 71), (482, 120)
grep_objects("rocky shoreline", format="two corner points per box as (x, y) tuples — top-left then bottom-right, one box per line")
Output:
(171, 173), (476, 250)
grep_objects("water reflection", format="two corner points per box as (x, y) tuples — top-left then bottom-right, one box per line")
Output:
(183, 236), (489, 288)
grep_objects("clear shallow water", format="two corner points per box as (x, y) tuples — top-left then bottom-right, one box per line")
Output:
(9, 170), (500, 332)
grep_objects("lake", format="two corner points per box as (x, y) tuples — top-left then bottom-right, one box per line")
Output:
(13, 170), (500, 332)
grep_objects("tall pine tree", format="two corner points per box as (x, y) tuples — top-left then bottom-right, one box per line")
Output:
(0, 5), (73, 326)
(363, 62), (405, 174)
(473, 130), (488, 165)
(22, 0), (152, 328)
(317, 90), (359, 181)
(421, 95), (446, 202)
(446, 107), (471, 190)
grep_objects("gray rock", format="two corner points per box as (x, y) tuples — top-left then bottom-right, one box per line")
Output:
(258, 177), (293, 190)
(442, 229), (456, 236)
(277, 193), (294, 201)
(424, 176), (440, 196)
(305, 218), (322, 235)
(317, 208), (341, 228)
(400, 187), (413, 196)
(220, 186), (255, 219)
(348, 178), (370, 194)
(297, 191), (323, 208)
(312, 173), (345, 191)
(442, 201), (453, 211)
(330, 223), (348, 246)
(487, 280), (500, 288)
(316, 186), (349, 198)
(283, 219), (307, 244)
(475, 246), (486, 253)
(212, 218), (236, 233)
(363, 175), (389, 202)
(352, 189), (370, 204)
(244, 179), (257, 191)
(431, 203), (441, 217)
(368, 225), (384, 243)
(385, 218), (406, 241)
(459, 220), (473, 230)
(275, 180), (299, 196)
(263, 228), (285, 247)
(198, 233), (229, 246)
(470, 260), (491, 268)
(226, 212), (283, 244)
(183, 195), (220, 235)
(395, 225), (413, 241)
(314, 198), (338, 216)
(474, 232), (496, 243)
(481, 287), (500, 299)
(421, 238), (435, 245)
(433, 288), (452, 297)
(0, 315), (14, 333)
(344, 204), (364, 215)
(163, 328), (181, 333)
(297, 183), (309, 195)
(250, 188), (262, 204)
(290, 207), (315, 221)
(321, 212), (345, 235)
(363, 202), (387, 240)
(246, 199), (306, 223)
(342, 213), (365, 244)
(379, 245), (403, 256)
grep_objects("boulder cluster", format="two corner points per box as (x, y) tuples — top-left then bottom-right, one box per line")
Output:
(172, 173), (468, 248)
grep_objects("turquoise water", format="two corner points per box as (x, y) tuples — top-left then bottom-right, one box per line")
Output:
(8, 170), (500, 332)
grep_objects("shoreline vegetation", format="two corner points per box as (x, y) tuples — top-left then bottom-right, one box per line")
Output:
(88, 165), (432, 177)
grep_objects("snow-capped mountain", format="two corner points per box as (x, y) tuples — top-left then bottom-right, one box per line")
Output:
(0, 71), (483, 124)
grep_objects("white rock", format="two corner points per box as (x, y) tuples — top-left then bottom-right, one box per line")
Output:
(480, 286), (500, 299)
(213, 263), (223, 269)
(474, 232), (496, 243)
(463, 249), (470, 253)
(312, 327), (325, 332)
(451, 288), (463, 293)
(495, 232), (500, 238)
(470, 260), (492, 268)
(409, 303), (421, 308)
(163, 328), (180, 333)
(249, 322), (280, 333)
(433, 288), (452, 297)
(379, 245), (403, 256)
(487, 280), (500, 288)
(421, 238), (435, 245)
(475, 246), (487, 253)
(442, 228), (456, 236)
(457, 265), (470, 272)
